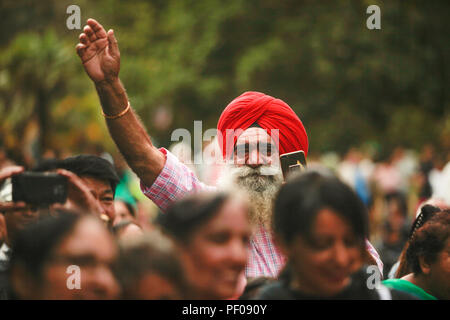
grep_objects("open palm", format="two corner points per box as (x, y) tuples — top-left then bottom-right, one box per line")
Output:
(76, 19), (120, 83)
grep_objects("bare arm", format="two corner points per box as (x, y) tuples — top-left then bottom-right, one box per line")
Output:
(76, 19), (164, 186)
(94, 78), (165, 186)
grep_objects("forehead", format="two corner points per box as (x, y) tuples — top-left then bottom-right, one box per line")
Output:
(80, 176), (112, 192)
(312, 209), (355, 237)
(236, 127), (274, 145)
(56, 217), (116, 258)
(201, 199), (250, 233)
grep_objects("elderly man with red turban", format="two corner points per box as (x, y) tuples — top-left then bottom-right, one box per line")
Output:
(76, 19), (383, 281)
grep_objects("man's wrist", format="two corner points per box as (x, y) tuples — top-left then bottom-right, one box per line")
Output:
(95, 78), (125, 94)
(95, 77), (129, 114)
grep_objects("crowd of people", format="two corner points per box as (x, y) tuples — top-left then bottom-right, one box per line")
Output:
(0, 18), (449, 300)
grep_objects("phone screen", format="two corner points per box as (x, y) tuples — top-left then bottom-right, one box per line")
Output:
(12, 172), (68, 205)
(279, 150), (307, 180)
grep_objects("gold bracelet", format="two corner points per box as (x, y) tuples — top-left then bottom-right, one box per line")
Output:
(102, 101), (131, 119)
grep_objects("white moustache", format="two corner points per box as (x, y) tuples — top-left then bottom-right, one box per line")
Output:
(217, 164), (283, 228)
(229, 164), (282, 177)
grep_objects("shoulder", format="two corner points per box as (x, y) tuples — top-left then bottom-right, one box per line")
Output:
(382, 278), (414, 293)
(389, 288), (420, 300)
(382, 279), (436, 300)
(343, 267), (417, 300)
(382, 278), (404, 287)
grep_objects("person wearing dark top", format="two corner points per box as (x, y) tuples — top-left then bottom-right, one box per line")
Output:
(378, 191), (411, 276)
(255, 170), (417, 300)
(257, 265), (416, 300)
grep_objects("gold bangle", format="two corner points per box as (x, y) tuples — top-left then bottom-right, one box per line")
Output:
(102, 101), (131, 119)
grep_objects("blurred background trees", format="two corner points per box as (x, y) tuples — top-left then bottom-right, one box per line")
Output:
(1, 0), (449, 165)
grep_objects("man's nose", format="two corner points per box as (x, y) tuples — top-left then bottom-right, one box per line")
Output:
(246, 148), (264, 168)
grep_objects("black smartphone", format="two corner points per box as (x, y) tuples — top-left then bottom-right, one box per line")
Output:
(12, 172), (68, 205)
(280, 150), (307, 180)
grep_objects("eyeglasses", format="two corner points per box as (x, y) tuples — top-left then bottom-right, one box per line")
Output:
(233, 142), (278, 158)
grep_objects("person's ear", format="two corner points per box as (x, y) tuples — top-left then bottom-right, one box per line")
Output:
(418, 256), (431, 275)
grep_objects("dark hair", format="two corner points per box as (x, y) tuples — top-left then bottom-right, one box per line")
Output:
(32, 158), (61, 172)
(273, 170), (369, 246)
(33, 155), (119, 195)
(115, 233), (187, 299)
(156, 192), (229, 243)
(9, 211), (81, 284)
(395, 204), (442, 278)
(406, 211), (449, 275)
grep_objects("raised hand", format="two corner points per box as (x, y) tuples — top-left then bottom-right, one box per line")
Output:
(74, 19), (166, 189)
(55, 169), (104, 217)
(76, 19), (120, 84)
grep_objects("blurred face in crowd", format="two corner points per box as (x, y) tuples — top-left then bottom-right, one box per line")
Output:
(421, 238), (450, 299)
(282, 208), (364, 297)
(180, 198), (251, 299)
(80, 175), (115, 222)
(219, 127), (283, 228)
(34, 216), (119, 299)
(131, 273), (183, 300)
(113, 200), (134, 226)
(4, 206), (39, 245)
(115, 222), (143, 241)
(115, 232), (187, 300)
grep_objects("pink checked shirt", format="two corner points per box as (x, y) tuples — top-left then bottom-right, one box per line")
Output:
(140, 148), (383, 278)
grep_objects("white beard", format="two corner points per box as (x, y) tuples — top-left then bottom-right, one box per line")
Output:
(217, 164), (283, 228)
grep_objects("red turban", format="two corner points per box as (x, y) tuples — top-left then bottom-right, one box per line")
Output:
(217, 91), (308, 160)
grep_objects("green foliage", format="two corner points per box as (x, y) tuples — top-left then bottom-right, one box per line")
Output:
(0, 0), (448, 160)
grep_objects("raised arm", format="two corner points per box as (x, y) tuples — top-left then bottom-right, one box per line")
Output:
(76, 19), (164, 186)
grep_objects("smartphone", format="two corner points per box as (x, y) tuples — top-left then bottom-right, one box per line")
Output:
(12, 172), (68, 205)
(280, 150), (307, 180)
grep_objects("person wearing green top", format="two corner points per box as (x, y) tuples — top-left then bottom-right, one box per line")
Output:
(383, 211), (450, 300)
(382, 278), (437, 300)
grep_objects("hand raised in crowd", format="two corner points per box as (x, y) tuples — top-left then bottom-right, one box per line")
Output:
(74, 19), (166, 188)
(55, 169), (104, 217)
(76, 19), (120, 84)
(0, 166), (29, 213)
